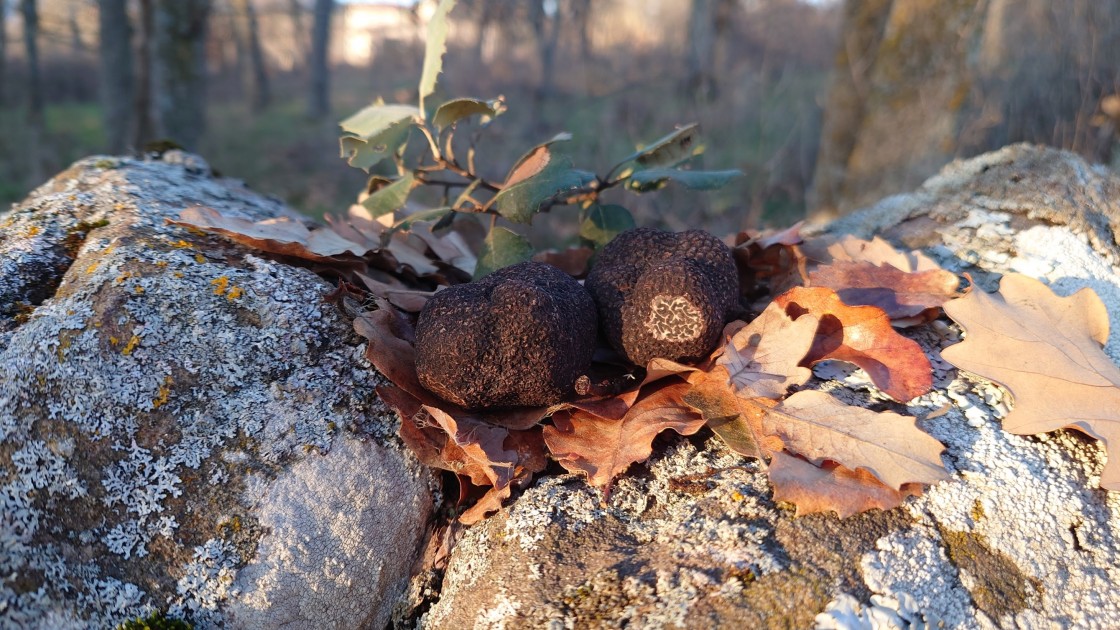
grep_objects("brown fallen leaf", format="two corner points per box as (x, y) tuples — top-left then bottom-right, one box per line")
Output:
(809, 261), (960, 324)
(356, 271), (434, 312)
(170, 206), (367, 263)
(733, 223), (808, 305)
(681, 370), (775, 461)
(543, 380), (705, 497)
(775, 286), (933, 402)
(769, 450), (923, 518)
(532, 246), (595, 278)
(941, 273), (1120, 490)
(800, 234), (942, 272)
(761, 390), (949, 490)
(716, 301), (818, 400)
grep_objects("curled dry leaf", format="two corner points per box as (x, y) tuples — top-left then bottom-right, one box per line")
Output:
(809, 261), (960, 324)
(800, 234), (942, 272)
(733, 222), (807, 304)
(716, 301), (818, 400)
(531, 246), (595, 278)
(941, 273), (1120, 490)
(761, 390), (949, 490)
(170, 206), (367, 263)
(769, 450), (923, 518)
(775, 286), (933, 402)
(543, 380), (705, 498)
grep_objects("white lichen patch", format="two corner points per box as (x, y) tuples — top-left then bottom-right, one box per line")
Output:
(0, 155), (431, 627)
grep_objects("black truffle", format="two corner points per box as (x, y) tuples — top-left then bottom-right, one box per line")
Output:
(585, 227), (738, 366)
(414, 261), (598, 409)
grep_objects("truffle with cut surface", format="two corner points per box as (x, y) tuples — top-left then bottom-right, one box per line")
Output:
(414, 261), (598, 409)
(586, 227), (738, 366)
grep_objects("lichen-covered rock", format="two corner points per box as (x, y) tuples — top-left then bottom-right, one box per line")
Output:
(585, 228), (738, 366)
(414, 261), (598, 409)
(422, 145), (1120, 628)
(0, 154), (435, 628)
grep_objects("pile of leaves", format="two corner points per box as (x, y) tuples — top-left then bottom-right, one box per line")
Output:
(170, 194), (1120, 524)
(169, 0), (1120, 523)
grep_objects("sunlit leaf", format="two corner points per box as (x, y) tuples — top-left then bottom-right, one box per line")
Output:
(339, 103), (418, 171)
(362, 172), (416, 218)
(433, 97), (504, 131)
(419, 0), (457, 115)
(474, 227), (533, 279)
(391, 206), (454, 232)
(492, 155), (595, 223)
(579, 204), (635, 248)
(504, 132), (573, 187)
(626, 168), (742, 192)
(614, 123), (701, 172)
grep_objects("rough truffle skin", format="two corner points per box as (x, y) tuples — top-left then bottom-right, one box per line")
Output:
(586, 227), (738, 366)
(414, 261), (599, 409)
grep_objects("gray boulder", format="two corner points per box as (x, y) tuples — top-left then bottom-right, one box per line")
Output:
(0, 153), (434, 629)
(422, 144), (1120, 629)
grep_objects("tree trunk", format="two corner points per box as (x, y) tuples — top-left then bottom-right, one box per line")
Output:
(99, 0), (134, 153)
(808, 0), (988, 219)
(151, 0), (211, 150)
(806, 0), (894, 218)
(69, 0), (84, 55)
(308, 0), (332, 119)
(571, 0), (592, 62)
(20, 0), (43, 125)
(133, 0), (156, 148)
(0, 0), (8, 107)
(287, 0), (307, 68)
(20, 0), (44, 185)
(232, 0), (270, 112)
(529, 0), (560, 106)
(686, 0), (717, 101)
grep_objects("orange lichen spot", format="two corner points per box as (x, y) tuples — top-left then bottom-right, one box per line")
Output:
(25, 225), (41, 237)
(172, 239), (192, 248)
(103, 245), (115, 255)
(730, 491), (745, 502)
(155, 260), (168, 268)
(114, 203), (127, 211)
(174, 272), (184, 278)
(122, 335), (141, 356)
(115, 271), (132, 284)
(152, 376), (173, 409)
(67, 310), (75, 316)
(227, 286), (243, 300)
(109, 335), (120, 345)
(211, 276), (230, 296)
(86, 261), (99, 274)
(57, 336), (72, 362)
(194, 254), (207, 264)
(134, 285), (145, 295)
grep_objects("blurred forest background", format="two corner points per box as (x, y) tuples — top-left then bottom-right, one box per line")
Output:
(1, 0), (1119, 236)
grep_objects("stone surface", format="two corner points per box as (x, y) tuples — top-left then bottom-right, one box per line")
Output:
(0, 153), (434, 628)
(423, 145), (1120, 629)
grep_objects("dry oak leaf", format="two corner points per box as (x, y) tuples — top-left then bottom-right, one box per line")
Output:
(941, 273), (1120, 490)
(809, 261), (960, 324)
(716, 301), (819, 400)
(768, 450), (923, 518)
(800, 234), (959, 326)
(171, 206), (368, 263)
(800, 234), (942, 272)
(760, 390), (949, 490)
(543, 380), (705, 497)
(733, 222), (807, 304)
(775, 286), (933, 402)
